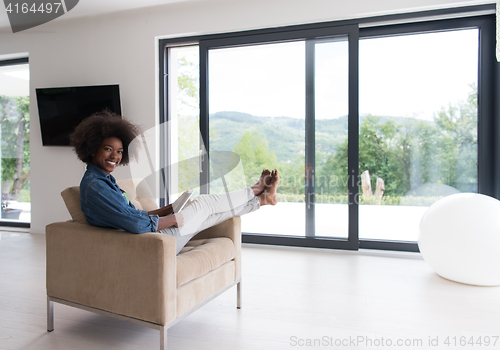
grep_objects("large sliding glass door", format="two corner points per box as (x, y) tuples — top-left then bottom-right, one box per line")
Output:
(199, 25), (359, 249)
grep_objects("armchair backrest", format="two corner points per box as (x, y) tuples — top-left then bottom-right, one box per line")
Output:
(61, 179), (159, 223)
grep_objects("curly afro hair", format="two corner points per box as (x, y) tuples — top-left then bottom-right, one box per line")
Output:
(70, 110), (141, 166)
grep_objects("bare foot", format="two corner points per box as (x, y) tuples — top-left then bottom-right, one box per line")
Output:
(258, 169), (280, 206)
(251, 169), (272, 196)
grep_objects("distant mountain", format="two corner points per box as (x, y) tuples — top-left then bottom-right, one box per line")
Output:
(210, 111), (348, 162)
(209, 111), (423, 163)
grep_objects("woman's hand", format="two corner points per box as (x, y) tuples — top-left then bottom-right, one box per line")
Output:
(157, 212), (184, 230)
(171, 213), (184, 227)
(184, 198), (197, 208)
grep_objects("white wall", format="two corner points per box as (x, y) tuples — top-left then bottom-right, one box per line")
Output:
(0, 0), (492, 233)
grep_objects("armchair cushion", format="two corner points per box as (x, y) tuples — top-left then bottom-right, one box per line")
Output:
(177, 237), (235, 287)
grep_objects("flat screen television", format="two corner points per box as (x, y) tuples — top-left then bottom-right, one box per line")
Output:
(36, 84), (121, 146)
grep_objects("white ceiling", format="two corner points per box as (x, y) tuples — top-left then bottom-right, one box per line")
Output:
(0, 0), (197, 31)
(0, 0), (495, 33)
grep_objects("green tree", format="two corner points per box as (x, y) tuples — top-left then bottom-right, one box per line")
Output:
(318, 115), (411, 197)
(233, 131), (277, 183)
(317, 85), (478, 198)
(316, 146), (347, 196)
(277, 154), (305, 196)
(432, 85), (477, 191)
(175, 54), (201, 196)
(177, 57), (198, 110)
(0, 95), (30, 202)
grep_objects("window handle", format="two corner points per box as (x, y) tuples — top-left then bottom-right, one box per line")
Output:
(199, 149), (203, 173)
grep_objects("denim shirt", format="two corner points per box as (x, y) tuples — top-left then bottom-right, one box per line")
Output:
(80, 163), (159, 233)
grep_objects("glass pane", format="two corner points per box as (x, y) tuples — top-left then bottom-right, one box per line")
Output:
(168, 46), (200, 201)
(314, 38), (349, 239)
(209, 41), (306, 236)
(0, 63), (30, 222)
(359, 29), (479, 242)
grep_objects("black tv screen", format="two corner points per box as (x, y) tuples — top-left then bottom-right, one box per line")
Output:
(36, 84), (121, 146)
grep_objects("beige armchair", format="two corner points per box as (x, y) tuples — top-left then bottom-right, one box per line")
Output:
(46, 179), (242, 350)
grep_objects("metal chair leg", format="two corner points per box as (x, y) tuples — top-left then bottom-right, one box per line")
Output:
(47, 298), (54, 332)
(237, 281), (242, 309)
(160, 326), (166, 350)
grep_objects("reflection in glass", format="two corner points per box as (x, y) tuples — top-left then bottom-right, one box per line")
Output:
(168, 46), (200, 201)
(314, 38), (349, 239)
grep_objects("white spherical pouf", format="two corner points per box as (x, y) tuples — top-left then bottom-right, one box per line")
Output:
(418, 193), (500, 286)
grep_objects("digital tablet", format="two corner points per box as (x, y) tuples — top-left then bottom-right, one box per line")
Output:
(172, 190), (194, 213)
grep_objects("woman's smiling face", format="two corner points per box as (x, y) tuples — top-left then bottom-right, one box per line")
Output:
(91, 137), (123, 175)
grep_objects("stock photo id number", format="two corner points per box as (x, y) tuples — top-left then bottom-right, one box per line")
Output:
(3, 0), (79, 32)
(5, 1), (64, 13)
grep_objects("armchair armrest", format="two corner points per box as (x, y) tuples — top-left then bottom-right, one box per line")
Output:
(46, 221), (177, 325)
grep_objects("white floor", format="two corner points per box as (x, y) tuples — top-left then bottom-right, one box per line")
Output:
(242, 203), (427, 242)
(1, 231), (499, 350)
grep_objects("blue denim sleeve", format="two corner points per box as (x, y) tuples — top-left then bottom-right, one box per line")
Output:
(81, 179), (159, 234)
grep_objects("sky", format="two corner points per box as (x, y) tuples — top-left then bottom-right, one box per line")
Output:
(0, 64), (29, 97)
(205, 28), (478, 121)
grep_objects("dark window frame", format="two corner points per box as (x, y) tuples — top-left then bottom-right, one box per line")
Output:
(159, 4), (498, 252)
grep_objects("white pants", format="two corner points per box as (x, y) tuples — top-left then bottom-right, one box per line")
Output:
(160, 187), (259, 254)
